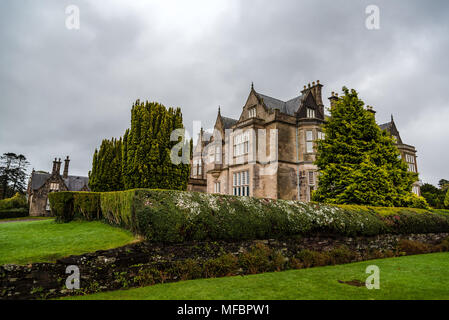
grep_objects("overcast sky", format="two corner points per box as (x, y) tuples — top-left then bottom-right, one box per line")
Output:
(0, 0), (448, 186)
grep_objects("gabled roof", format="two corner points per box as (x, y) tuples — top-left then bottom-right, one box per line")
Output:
(221, 116), (238, 129)
(64, 176), (89, 191)
(256, 92), (303, 116)
(379, 122), (392, 131)
(30, 172), (51, 190)
(30, 172), (89, 191)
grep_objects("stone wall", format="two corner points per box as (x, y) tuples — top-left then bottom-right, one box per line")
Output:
(1, 233), (448, 300)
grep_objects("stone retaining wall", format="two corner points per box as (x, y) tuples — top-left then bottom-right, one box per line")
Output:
(1, 232), (448, 300)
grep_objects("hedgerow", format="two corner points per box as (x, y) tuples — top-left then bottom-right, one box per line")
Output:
(50, 189), (449, 242)
(0, 193), (29, 219)
(49, 192), (101, 222)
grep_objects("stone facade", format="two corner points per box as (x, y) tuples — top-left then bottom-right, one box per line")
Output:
(188, 81), (421, 200)
(27, 157), (89, 216)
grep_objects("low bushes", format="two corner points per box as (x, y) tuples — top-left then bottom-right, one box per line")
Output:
(0, 193), (28, 219)
(50, 189), (449, 243)
(0, 208), (29, 219)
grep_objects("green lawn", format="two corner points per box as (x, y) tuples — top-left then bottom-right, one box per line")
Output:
(63, 252), (449, 300)
(0, 219), (136, 265)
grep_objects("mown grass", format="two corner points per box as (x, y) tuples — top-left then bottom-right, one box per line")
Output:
(0, 219), (136, 265)
(62, 252), (449, 300)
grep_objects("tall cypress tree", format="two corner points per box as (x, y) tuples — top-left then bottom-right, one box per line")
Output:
(121, 100), (190, 191)
(89, 138), (124, 192)
(312, 87), (421, 207)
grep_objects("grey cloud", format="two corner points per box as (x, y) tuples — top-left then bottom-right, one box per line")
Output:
(0, 0), (447, 185)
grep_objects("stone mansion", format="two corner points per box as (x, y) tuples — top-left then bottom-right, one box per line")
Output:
(187, 81), (420, 201)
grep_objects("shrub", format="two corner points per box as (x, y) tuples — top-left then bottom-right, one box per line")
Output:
(396, 239), (431, 255)
(50, 189), (449, 242)
(49, 192), (75, 222)
(239, 243), (273, 274)
(171, 259), (203, 281)
(294, 250), (330, 268)
(49, 192), (101, 222)
(73, 193), (101, 221)
(203, 254), (239, 278)
(328, 246), (358, 265)
(100, 190), (136, 230)
(0, 207), (29, 219)
(0, 193), (28, 211)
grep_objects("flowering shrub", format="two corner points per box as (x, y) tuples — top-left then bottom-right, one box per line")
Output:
(52, 189), (449, 242)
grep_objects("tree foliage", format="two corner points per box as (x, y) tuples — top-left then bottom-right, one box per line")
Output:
(445, 189), (449, 208)
(89, 100), (190, 192)
(421, 181), (449, 209)
(0, 153), (29, 199)
(89, 138), (124, 192)
(312, 87), (423, 207)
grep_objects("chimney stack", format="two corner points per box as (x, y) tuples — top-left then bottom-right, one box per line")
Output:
(55, 158), (62, 175)
(328, 91), (339, 108)
(63, 156), (70, 179)
(52, 158), (58, 175)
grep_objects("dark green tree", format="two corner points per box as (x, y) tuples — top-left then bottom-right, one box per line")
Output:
(445, 189), (449, 208)
(312, 87), (423, 207)
(0, 153), (29, 199)
(421, 181), (449, 209)
(122, 100), (190, 190)
(89, 138), (124, 192)
(439, 179), (449, 191)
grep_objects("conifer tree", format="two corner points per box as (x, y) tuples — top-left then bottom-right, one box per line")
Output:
(121, 100), (190, 191)
(313, 87), (421, 207)
(445, 189), (449, 208)
(89, 138), (124, 191)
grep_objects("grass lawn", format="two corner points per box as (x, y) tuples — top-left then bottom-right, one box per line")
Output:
(0, 219), (136, 265)
(62, 252), (449, 300)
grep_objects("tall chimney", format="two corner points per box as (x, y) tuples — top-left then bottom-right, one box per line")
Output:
(55, 158), (62, 175)
(63, 156), (70, 179)
(328, 92), (339, 108)
(52, 158), (58, 175)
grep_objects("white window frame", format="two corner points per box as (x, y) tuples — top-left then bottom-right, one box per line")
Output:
(50, 183), (59, 191)
(248, 107), (257, 118)
(306, 130), (314, 153)
(233, 132), (250, 157)
(307, 108), (315, 118)
(214, 182), (221, 193)
(232, 171), (250, 196)
(308, 171), (315, 185)
(215, 146), (221, 163)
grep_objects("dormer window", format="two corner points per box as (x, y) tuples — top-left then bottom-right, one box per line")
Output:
(248, 107), (257, 118)
(307, 108), (315, 118)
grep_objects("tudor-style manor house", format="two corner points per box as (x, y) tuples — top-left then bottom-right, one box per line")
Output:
(188, 81), (420, 201)
(27, 157), (89, 216)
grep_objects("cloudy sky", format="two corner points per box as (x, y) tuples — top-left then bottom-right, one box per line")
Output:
(0, 0), (448, 186)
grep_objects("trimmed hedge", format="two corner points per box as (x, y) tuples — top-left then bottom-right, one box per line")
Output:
(49, 192), (101, 222)
(0, 193), (28, 219)
(49, 189), (449, 243)
(0, 208), (29, 219)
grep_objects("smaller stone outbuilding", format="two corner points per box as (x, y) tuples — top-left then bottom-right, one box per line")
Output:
(27, 157), (89, 216)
